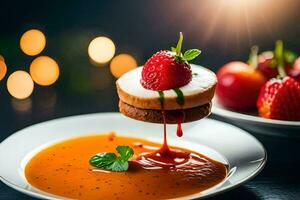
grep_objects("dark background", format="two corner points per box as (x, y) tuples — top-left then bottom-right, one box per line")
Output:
(1, 0), (300, 199)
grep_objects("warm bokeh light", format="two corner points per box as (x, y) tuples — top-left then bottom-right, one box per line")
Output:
(88, 36), (115, 64)
(30, 56), (60, 86)
(110, 54), (138, 78)
(0, 59), (7, 81)
(20, 29), (46, 56)
(7, 71), (34, 99)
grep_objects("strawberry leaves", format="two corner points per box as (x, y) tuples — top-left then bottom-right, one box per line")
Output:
(172, 32), (201, 62)
(183, 49), (201, 61)
(89, 146), (134, 172)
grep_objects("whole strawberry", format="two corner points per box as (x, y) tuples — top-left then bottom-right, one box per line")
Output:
(257, 77), (300, 120)
(257, 41), (300, 121)
(141, 32), (201, 91)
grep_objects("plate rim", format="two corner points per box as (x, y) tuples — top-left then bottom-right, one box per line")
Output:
(212, 102), (300, 126)
(0, 112), (267, 200)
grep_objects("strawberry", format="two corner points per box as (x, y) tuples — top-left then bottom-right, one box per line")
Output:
(141, 32), (201, 91)
(257, 41), (300, 121)
(216, 46), (267, 111)
(257, 77), (300, 120)
(257, 41), (297, 79)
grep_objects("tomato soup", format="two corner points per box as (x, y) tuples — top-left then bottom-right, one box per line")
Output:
(25, 133), (227, 200)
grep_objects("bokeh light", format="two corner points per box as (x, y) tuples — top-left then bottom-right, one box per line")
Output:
(110, 54), (138, 78)
(7, 70), (34, 99)
(30, 56), (60, 86)
(0, 58), (7, 81)
(20, 29), (46, 56)
(88, 36), (115, 64)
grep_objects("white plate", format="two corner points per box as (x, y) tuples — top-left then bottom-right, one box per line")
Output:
(212, 98), (300, 137)
(0, 113), (266, 200)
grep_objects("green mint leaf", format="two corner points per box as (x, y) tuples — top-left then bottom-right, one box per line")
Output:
(89, 146), (134, 172)
(183, 49), (201, 61)
(116, 145), (134, 161)
(171, 47), (176, 52)
(89, 153), (117, 168)
(107, 158), (129, 172)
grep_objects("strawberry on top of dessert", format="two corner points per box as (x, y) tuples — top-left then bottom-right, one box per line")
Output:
(141, 32), (199, 91)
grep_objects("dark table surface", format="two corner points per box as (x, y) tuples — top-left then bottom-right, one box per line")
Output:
(1, 0), (300, 199)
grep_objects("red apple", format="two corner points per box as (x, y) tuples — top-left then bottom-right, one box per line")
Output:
(216, 61), (266, 111)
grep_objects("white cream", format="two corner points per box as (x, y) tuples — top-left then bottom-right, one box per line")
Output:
(117, 64), (217, 98)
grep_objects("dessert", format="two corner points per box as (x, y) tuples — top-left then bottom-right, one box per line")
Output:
(117, 33), (217, 124)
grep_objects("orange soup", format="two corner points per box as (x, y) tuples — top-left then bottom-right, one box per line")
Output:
(25, 133), (227, 200)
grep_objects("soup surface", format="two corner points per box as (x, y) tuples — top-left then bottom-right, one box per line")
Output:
(25, 133), (227, 200)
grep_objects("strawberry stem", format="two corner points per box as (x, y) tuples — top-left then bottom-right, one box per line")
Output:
(175, 32), (183, 56)
(274, 40), (286, 78)
(247, 45), (259, 70)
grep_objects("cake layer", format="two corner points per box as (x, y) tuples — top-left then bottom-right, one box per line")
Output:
(119, 100), (211, 124)
(117, 65), (217, 110)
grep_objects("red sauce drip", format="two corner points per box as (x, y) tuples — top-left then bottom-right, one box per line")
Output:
(137, 109), (190, 169)
(160, 109), (169, 152)
(176, 110), (184, 137)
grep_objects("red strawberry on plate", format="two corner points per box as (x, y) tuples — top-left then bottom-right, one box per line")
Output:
(257, 77), (300, 120)
(216, 46), (267, 111)
(257, 41), (297, 79)
(141, 32), (201, 91)
(257, 41), (300, 121)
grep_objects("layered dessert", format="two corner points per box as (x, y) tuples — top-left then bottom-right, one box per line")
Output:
(117, 33), (217, 125)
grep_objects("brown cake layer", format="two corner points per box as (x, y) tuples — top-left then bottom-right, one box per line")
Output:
(119, 100), (211, 124)
(116, 82), (216, 111)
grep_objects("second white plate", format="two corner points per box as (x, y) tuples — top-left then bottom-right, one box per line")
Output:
(212, 98), (300, 137)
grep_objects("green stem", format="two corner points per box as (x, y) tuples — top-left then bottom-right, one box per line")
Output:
(247, 45), (259, 70)
(176, 32), (183, 56)
(274, 40), (286, 78)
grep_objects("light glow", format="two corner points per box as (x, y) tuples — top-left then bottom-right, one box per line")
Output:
(88, 36), (115, 64)
(30, 56), (60, 86)
(7, 71), (34, 99)
(197, 0), (298, 45)
(20, 29), (46, 56)
(110, 54), (138, 78)
(0, 58), (7, 81)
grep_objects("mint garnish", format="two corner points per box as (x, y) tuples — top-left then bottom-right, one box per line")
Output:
(89, 145), (134, 172)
